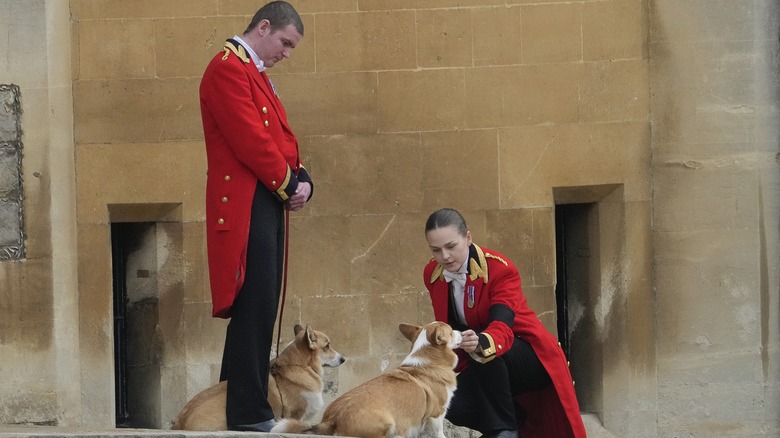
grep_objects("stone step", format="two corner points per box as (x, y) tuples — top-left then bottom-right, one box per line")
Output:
(0, 427), (314, 438)
(0, 414), (615, 438)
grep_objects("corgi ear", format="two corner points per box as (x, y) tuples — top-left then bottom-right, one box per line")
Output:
(399, 323), (421, 342)
(433, 324), (451, 345)
(306, 324), (318, 350)
(294, 323), (304, 336)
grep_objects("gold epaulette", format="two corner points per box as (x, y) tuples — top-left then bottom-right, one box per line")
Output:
(222, 40), (251, 63)
(429, 263), (444, 284)
(485, 253), (508, 266)
(470, 244), (489, 284)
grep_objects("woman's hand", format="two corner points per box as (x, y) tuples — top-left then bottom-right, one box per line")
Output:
(459, 329), (480, 353)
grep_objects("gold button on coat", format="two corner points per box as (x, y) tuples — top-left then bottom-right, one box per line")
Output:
(264, 120), (269, 127)
(217, 218), (225, 225)
(221, 197), (228, 203)
(224, 175), (231, 181)
(262, 107), (268, 114)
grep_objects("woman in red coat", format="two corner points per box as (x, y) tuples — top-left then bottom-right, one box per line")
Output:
(423, 208), (587, 438)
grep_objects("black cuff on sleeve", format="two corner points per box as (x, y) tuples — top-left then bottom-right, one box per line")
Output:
(273, 167), (299, 202)
(477, 332), (496, 358)
(297, 167), (314, 201)
(478, 334), (491, 352)
(488, 304), (515, 329)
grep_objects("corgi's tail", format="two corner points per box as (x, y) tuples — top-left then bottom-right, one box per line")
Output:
(272, 419), (335, 435)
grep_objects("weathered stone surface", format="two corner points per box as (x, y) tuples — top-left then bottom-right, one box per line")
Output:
(316, 11), (416, 72)
(0, 1), (777, 437)
(0, 201), (21, 247)
(0, 87), (20, 142)
(0, 85), (22, 260)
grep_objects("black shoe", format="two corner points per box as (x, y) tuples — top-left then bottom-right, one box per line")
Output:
(230, 418), (278, 432)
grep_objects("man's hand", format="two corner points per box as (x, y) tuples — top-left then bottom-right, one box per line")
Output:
(286, 182), (311, 212)
(459, 329), (480, 354)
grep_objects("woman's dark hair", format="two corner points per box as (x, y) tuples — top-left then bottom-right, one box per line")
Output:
(425, 208), (468, 237)
(244, 1), (304, 36)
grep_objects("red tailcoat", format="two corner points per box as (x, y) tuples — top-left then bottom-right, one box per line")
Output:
(200, 40), (310, 318)
(423, 244), (587, 438)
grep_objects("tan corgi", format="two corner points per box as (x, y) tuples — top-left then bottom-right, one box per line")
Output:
(273, 321), (462, 438)
(172, 323), (345, 430)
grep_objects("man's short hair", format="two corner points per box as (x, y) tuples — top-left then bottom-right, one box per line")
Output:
(244, 1), (304, 36)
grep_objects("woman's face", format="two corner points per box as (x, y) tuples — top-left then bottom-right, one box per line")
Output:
(426, 225), (472, 273)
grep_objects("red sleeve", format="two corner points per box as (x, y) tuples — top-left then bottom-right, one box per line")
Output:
(479, 258), (525, 359)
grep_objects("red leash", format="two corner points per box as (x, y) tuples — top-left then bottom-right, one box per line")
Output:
(275, 209), (290, 358)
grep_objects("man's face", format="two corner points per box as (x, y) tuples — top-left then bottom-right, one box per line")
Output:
(255, 21), (301, 68)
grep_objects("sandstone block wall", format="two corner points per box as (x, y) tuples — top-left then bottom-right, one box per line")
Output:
(67, 0), (655, 430)
(67, 0), (654, 430)
(0, 0), (777, 436)
(649, 0), (780, 436)
(0, 0), (80, 427)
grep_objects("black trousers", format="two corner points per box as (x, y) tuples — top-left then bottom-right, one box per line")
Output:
(445, 337), (552, 434)
(220, 184), (285, 427)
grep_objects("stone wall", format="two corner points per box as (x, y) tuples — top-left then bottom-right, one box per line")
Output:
(649, 0), (780, 436)
(69, 0), (655, 431)
(0, 0), (777, 436)
(0, 0), (80, 427)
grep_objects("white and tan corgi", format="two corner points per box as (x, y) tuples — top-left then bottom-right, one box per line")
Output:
(172, 323), (345, 430)
(273, 321), (462, 438)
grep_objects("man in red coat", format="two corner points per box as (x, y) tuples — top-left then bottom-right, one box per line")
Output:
(423, 208), (587, 438)
(199, 1), (312, 432)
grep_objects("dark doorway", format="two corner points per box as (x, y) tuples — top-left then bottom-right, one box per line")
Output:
(111, 222), (132, 427)
(554, 205), (570, 358)
(555, 203), (594, 359)
(111, 222), (160, 428)
(554, 201), (603, 416)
